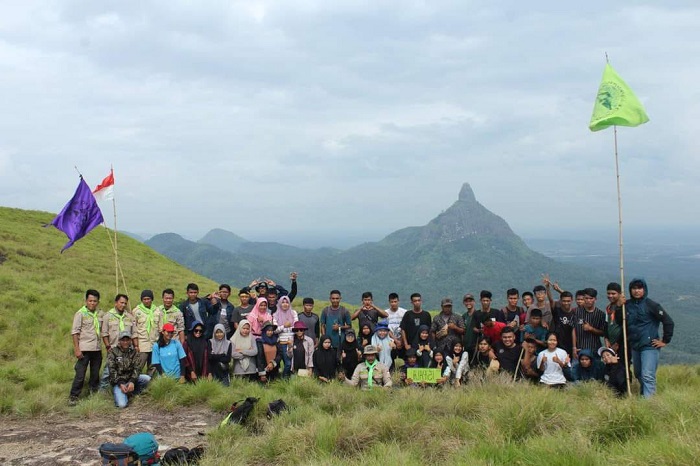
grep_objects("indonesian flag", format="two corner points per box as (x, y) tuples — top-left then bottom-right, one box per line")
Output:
(93, 170), (115, 202)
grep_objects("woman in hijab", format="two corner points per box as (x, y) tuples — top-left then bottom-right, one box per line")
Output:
(184, 321), (209, 382)
(246, 298), (272, 338)
(230, 319), (259, 380)
(339, 328), (362, 379)
(359, 323), (374, 348)
(259, 321), (282, 383)
(208, 323), (232, 386)
(273, 295), (298, 378)
(413, 325), (433, 367)
(313, 336), (338, 383)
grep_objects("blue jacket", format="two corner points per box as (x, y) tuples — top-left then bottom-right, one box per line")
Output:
(624, 278), (674, 351)
(180, 298), (214, 339)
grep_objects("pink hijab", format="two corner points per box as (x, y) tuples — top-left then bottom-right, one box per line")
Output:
(247, 297), (271, 337)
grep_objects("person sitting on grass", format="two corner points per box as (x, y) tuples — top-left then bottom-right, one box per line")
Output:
(208, 324), (232, 386)
(152, 323), (187, 383)
(371, 321), (395, 370)
(399, 348), (422, 387)
(108, 330), (151, 409)
(519, 338), (541, 383)
(428, 349), (450, 387)
(343, 345), (392, 389)
(259, 321), (283, 383)
(414, 325), (434, 368)
(536, 332), (570, 388)
(230, 320), (258, 381)
(493, 328), (521, 376)
(570, 349), (604, 383)
(289, 321), (314, 376)
(313, 336), (338, 383)
(447, 341), (469, 386)
(599, 347), (627, 396)
(523, 309), (548, 353)
(184, 321), (209, 382)
(340, 329), (362, 380)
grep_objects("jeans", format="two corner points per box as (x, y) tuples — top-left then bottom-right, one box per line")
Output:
(112, 374), (151, 408)
(632, 348), (659, 398)
(100, 363), (110, 391)
(281, 343), (292, 378)
(70, 351), (103, 399)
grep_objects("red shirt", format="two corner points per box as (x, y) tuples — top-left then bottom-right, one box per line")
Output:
(482, 321), (506, 345)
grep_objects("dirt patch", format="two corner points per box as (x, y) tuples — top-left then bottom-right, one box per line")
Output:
(0, 407), (217, 465)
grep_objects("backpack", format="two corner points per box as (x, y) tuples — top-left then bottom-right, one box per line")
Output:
(98, 442), (140, 466)
(220, 397), (259, 426)
(266, 399), (288, 419)
(161, 445), (205, 465)
(123, 432), (159, 465)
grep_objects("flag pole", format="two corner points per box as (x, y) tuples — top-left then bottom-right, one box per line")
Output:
(612, 125), (633, 397)
(111, 166), (119, 294)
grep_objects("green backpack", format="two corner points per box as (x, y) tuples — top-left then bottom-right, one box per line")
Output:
(124, 432), (159, 465)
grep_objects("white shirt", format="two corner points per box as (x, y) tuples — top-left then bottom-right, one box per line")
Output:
(385, 307), (407, 339)
(537, 347), (569, 385)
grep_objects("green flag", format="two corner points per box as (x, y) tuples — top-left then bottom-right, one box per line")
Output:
(589, 63), (649, 132)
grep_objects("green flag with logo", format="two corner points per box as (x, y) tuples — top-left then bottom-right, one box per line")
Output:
(589, 63), (649, 132)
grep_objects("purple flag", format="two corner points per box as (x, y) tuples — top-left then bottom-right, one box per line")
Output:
(47, 177), (104, 252)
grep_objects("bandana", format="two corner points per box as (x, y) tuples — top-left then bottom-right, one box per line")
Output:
(81, 306), (100, 334)
(365, 360), (377, 389)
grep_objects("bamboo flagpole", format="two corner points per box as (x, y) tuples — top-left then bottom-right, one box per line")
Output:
(589, 56), (650, 397)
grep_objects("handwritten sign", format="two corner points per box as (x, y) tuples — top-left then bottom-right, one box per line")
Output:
(406, 368), (442, 384)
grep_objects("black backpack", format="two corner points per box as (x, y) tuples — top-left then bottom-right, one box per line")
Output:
(99, 442), (139, 466)
(267, 399), (289, 419)
(220, 397), (259, 426)
(161, 445), (205, 465)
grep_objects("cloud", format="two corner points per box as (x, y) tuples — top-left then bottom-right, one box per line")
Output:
(0, 1), (698, 244)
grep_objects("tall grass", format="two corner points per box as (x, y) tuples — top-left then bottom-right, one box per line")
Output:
(2, 207), (700, 464)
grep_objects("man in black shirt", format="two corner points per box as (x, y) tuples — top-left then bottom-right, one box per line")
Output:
(400, 293), (432, 351)
(493, 327), (522, 375)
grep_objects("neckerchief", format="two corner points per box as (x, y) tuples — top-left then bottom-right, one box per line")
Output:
(365, 360), (377, 388)
(109, 308), (126, 331)
(161, 306), (174, 325)
(137, 303), (155, 333)
(81, 306), (100, 334)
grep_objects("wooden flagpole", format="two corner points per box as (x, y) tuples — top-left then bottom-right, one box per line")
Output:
(111, 166), (119, 294)
(613, 125), (633, 397)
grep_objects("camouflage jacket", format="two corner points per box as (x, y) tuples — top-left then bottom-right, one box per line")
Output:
(108, 345), (141, 386)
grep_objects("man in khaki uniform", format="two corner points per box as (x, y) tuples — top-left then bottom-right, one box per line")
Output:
(157, 288), (185, 344)
(132, 290), (162, 374)
(69, 289), (103, 405)
(100, 293), (133, 389)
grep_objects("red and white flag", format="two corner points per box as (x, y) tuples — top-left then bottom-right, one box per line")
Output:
(93, 169), (115, 202)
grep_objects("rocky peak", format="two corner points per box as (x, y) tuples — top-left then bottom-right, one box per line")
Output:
(458, 183), (476, 203)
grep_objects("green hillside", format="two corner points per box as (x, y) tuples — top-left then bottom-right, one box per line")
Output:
(0, 206), (219, 413)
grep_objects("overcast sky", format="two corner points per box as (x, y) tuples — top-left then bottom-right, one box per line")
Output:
(1, 1), (698, 248)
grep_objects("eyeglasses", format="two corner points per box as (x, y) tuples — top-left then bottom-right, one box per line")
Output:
(165, 331), (175, 335)
(193, 329), (203, 334)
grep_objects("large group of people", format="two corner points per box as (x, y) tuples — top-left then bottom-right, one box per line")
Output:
(69, 273), (675, 407)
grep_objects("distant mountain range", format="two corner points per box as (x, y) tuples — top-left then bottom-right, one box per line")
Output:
(146, 183), (598, 306)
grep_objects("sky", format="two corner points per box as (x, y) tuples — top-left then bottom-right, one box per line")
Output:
(1, 1), (699, 248)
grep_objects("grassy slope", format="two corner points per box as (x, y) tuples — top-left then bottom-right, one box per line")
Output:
(0, 207), (219, 413)
(2, 206), (700, 464)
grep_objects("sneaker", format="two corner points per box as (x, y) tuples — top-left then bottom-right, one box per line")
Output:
(68, 397), (79, 406)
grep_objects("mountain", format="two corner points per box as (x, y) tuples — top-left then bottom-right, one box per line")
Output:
(147, 183), (595, 303)
(198, 228), (249, 252)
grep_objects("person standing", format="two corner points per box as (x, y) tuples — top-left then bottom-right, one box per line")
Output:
(572, 288), (606, 360)
(69, 289), (103, 405)
(132, 290), (162, 374)
(157, 289), (185, 344)
(351, 292), (388, 332)
(210, 284), (236, 339)
(180, 283), (213, 338)
(620, 278), (674, 398)
(400, 293), (432, 351)
(320, 290), (352, 350)
(385, 293), (407, 361)
(430, 298), (465, 353)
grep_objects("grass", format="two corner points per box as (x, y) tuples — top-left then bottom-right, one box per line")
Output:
(2, 206), (700, 464)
